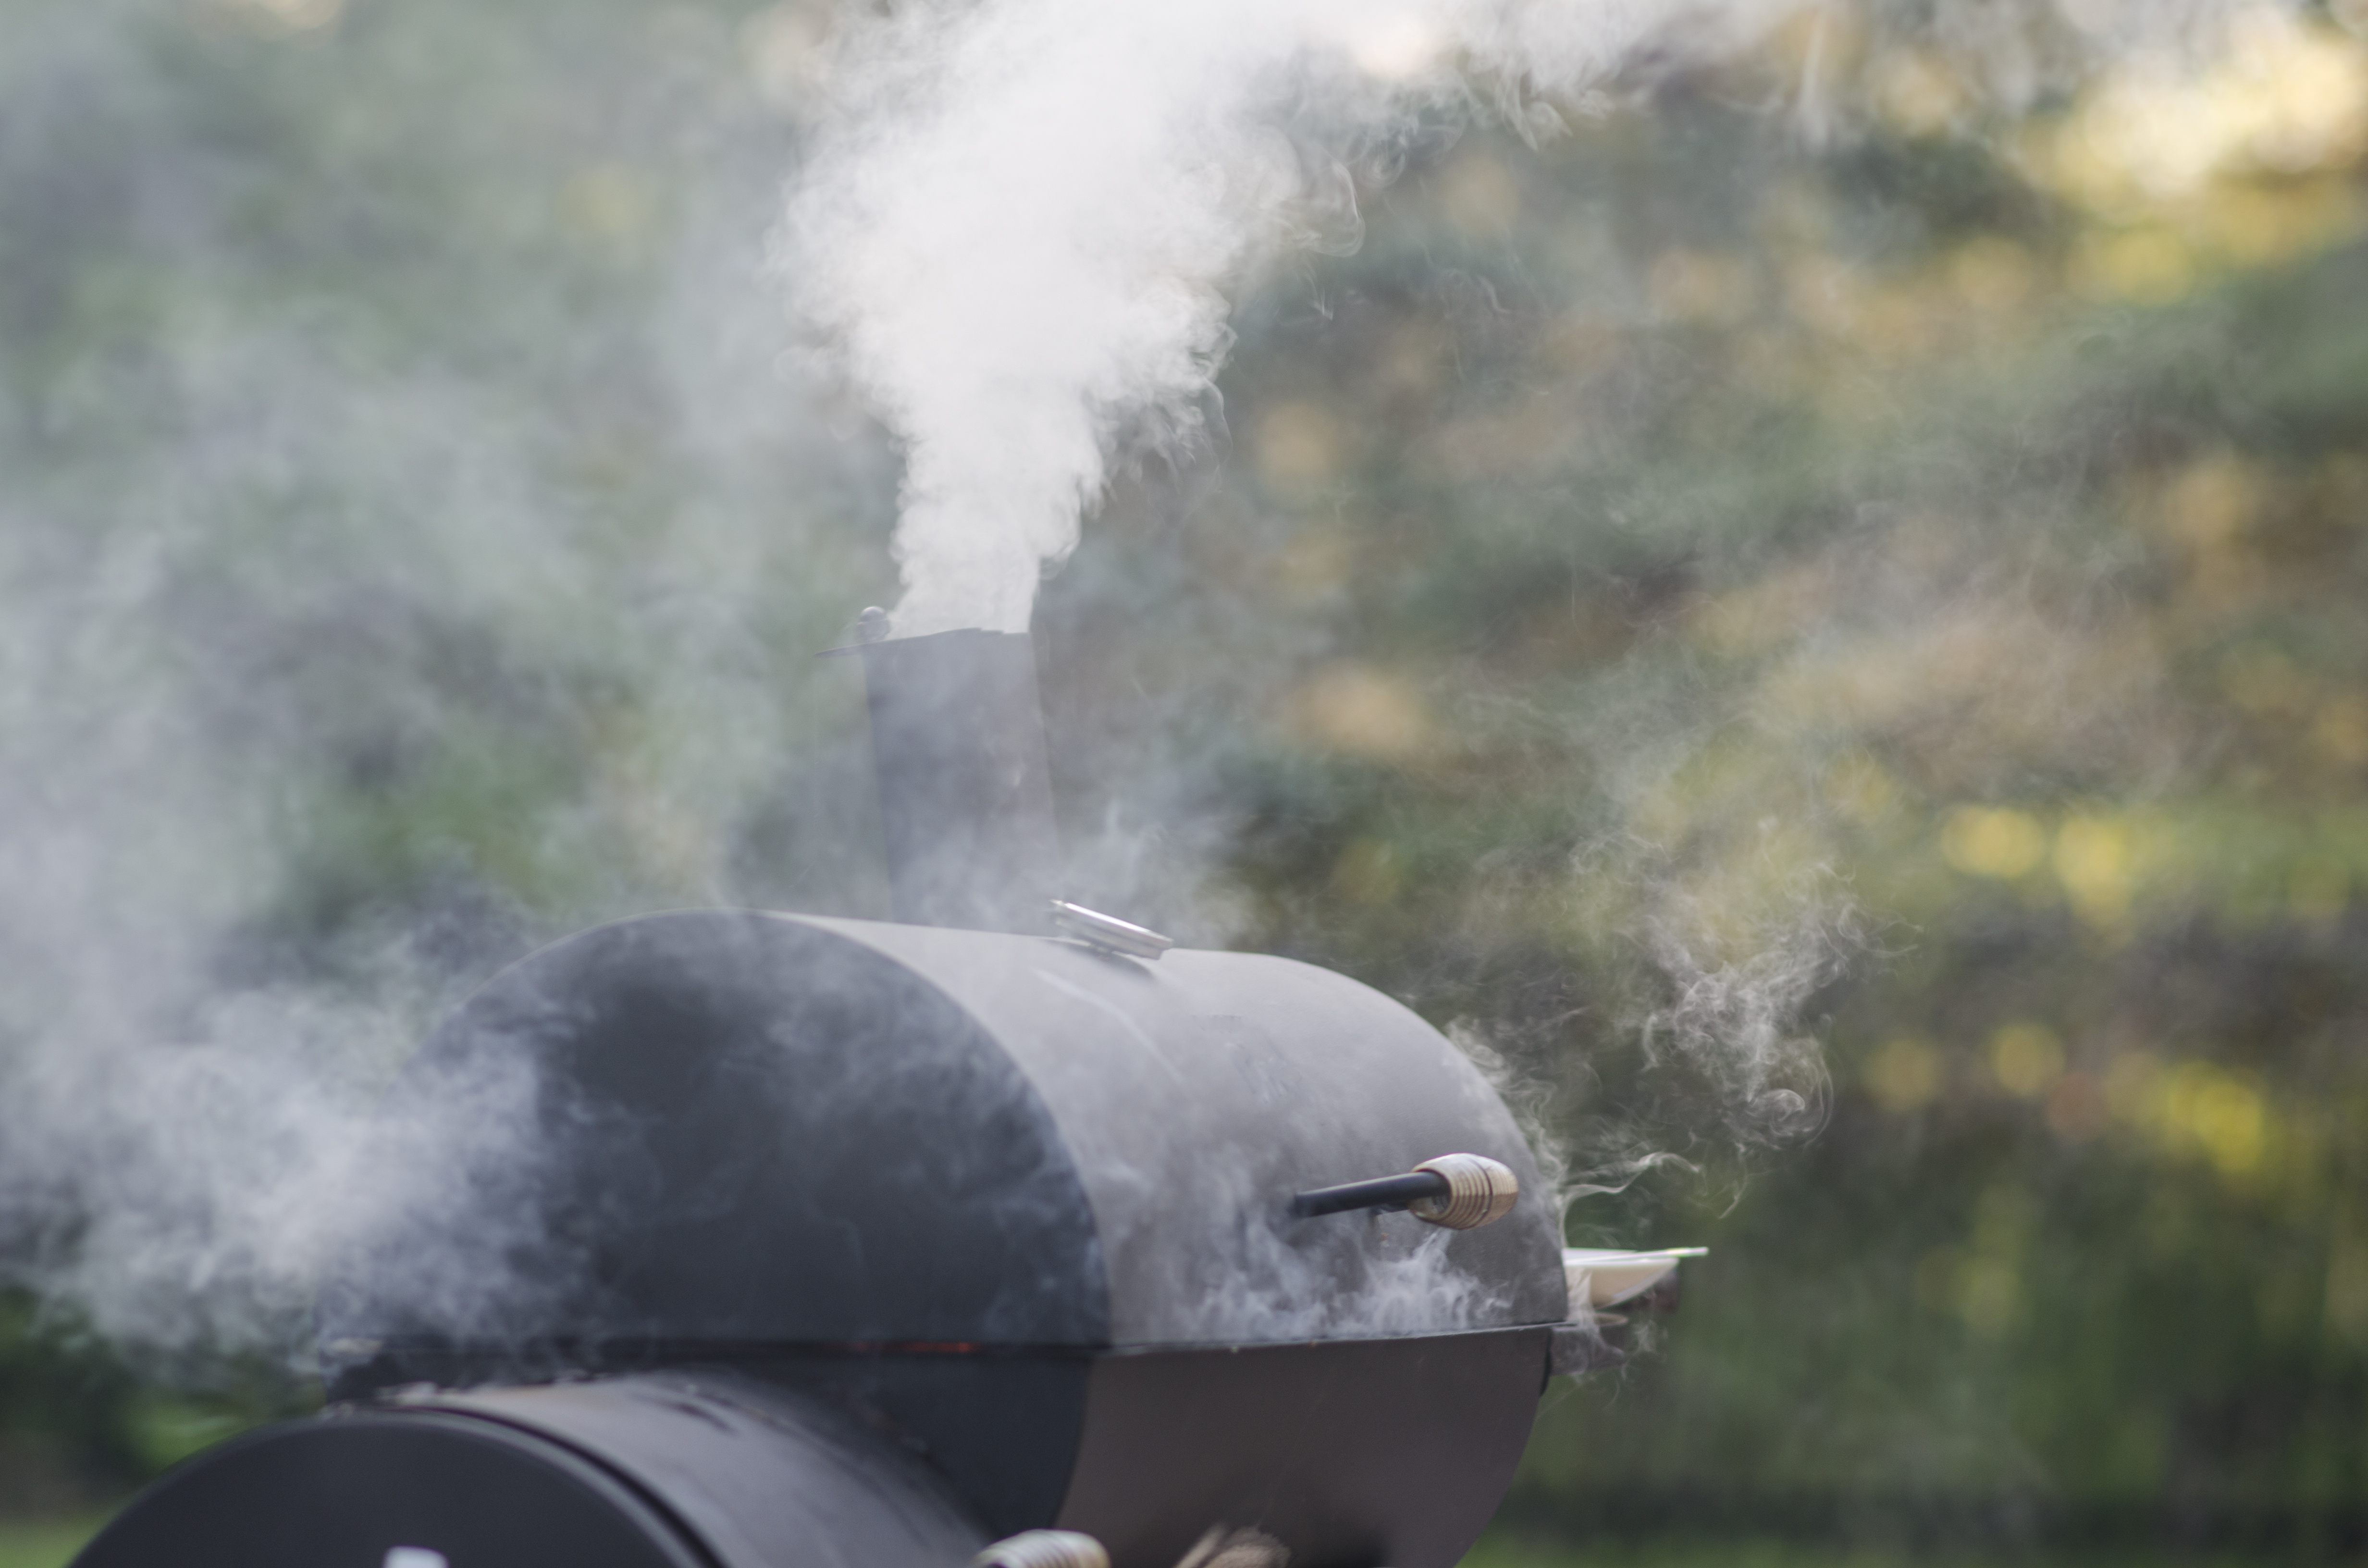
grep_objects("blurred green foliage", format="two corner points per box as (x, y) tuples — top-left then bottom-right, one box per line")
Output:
(0, 1292), (310, 1517)
(2, 0), (2367, 1561)
(1459, 1537), (2295, 1568)
(0, 1520), (102, 1568)
(1067, 5), (2368, 1556)
(0, 1299), (138, 1516)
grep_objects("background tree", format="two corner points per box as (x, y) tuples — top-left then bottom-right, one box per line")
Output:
(1, 2), (2365, 1563)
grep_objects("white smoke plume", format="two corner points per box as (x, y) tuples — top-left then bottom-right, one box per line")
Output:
(778, 0), (2289, 636)
(779, 0), (1804, 635)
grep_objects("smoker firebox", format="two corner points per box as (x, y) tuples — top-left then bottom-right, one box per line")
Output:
(73, 627), (1651, 1568)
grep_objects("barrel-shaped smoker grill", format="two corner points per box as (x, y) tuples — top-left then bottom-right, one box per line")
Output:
(75, 628), (1627, 1568)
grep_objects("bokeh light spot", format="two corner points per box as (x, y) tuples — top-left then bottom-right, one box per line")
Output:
(1866, 1036), (1944, 1113)
(2054, 815), (2136, 928)
(1988, 1023), (2065, 1099)
(1941, 806), (2047, 880)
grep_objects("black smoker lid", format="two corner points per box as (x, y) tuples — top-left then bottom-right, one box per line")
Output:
(317, 910), (1566, 1359)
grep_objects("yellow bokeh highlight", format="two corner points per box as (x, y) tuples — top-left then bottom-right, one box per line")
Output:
(1871, 49), (1970, 138)
(2160, 453), (2266, 552)
(2220, 646), (2307, 717)
(2055, 815), (2135, 928)
(2111, 1052), (2276, 1185)
(560, 167), (658, 247)
(1439, 155), (1522, 236)
(1989, 1023), (2065, 1099)
(2154, 454), (2274, 618)
(1649, 248), (1754, 326)
(2201, 178), (2363, 269)
(1959, 1185), (2034, 1340)
(1693, 567), (1831, 658)
(2022, 15), (2368, 293)
(2158, 1063), (2270, 1180)
(1866, 1037), (1945, 1112)
(1958, 1255), (2020, 1339)
(2312, 697), (2368, 767)
(1289, 663), (1434, 763)
(2072, 226), (2196, 306)
(1258, 402), (1346, 489)
(2043, 12), (2368, 206)
(1941, 806), (2047, 880)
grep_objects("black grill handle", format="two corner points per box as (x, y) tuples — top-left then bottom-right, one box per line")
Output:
(1289, 1153), (1520, 1229)
(1289, 1171), (1450, 1219)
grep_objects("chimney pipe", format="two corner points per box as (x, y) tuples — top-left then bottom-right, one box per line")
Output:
(844, 623), (1062, 934)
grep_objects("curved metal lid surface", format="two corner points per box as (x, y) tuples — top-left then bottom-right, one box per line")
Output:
(805, 916), (1569, 1345)
(321, 910), (1108, 1351)
(76, 1414), (700, 1568)
(411, 1372), (987, 1568)
(320, 909), (1565, 1355)
(73, 1372), (981, 1568)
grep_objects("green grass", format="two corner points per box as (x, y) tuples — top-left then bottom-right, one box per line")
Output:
(1462, 1544), (2301, 1568)
(0, 1519), (97, 1568)
(1468, 1547), (1916, 1568)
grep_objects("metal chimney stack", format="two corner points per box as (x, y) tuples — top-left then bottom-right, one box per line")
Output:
(847, 623), (1062, 934)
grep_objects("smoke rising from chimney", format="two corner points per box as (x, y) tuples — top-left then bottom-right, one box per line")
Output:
(776, 0), (2280, 636)
(777, 0), (1813, 636)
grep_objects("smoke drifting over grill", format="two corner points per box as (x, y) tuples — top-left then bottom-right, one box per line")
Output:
(0, 0), (2304, 1380)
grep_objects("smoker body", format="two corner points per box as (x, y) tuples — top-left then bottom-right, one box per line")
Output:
(324, 908), (1566, 1564)
(80, 909), (1575, 1568)
(76, 632), (1603, 1568)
